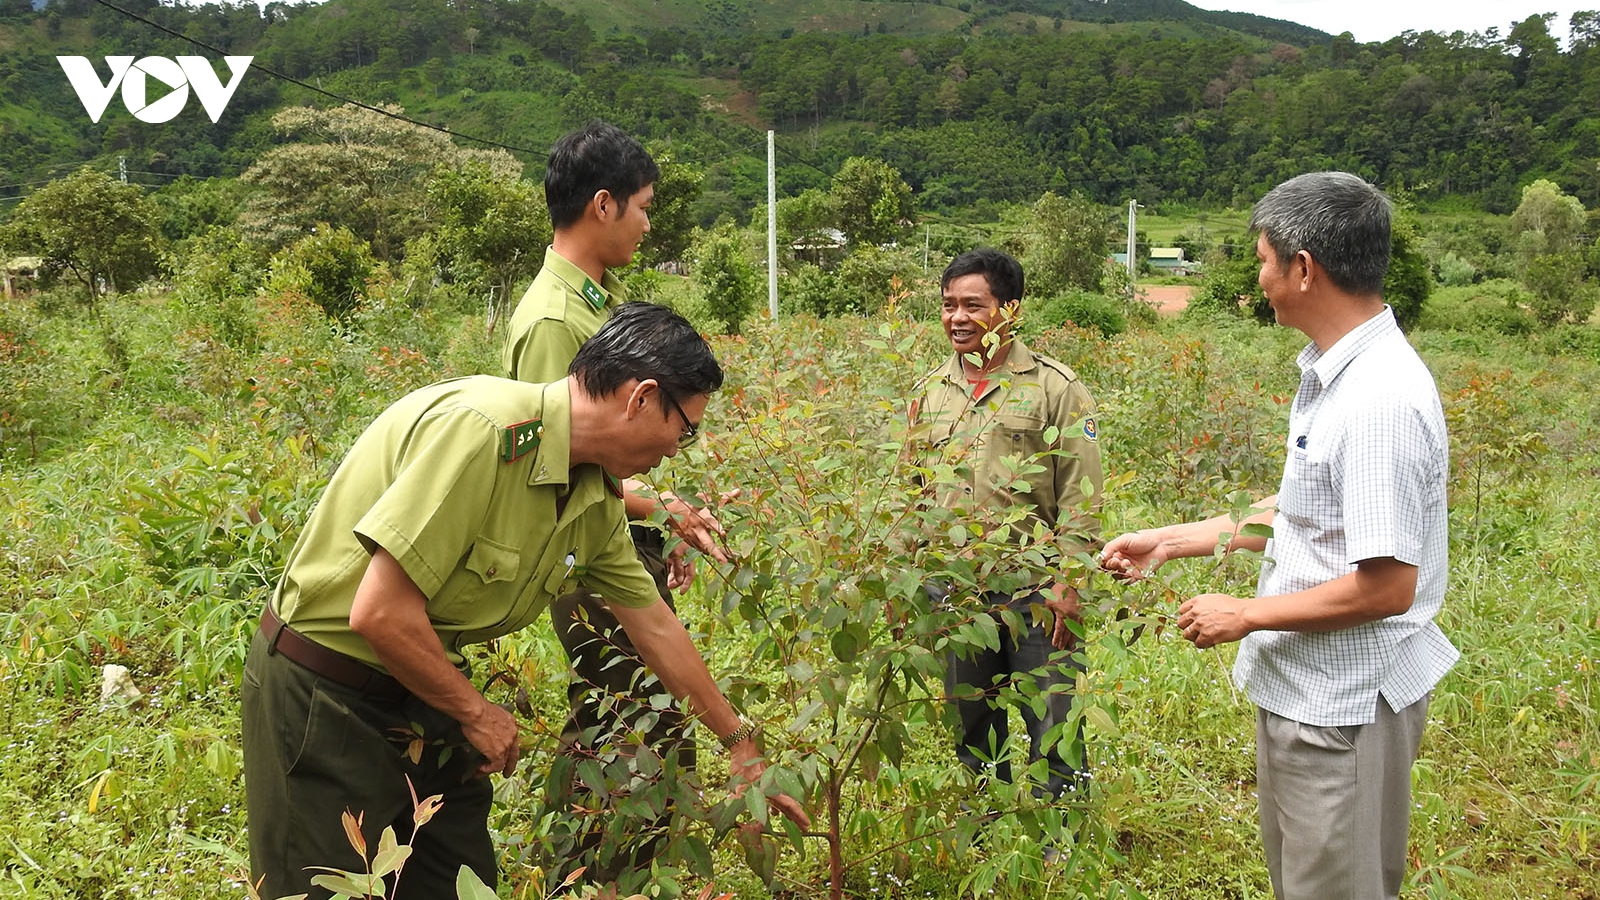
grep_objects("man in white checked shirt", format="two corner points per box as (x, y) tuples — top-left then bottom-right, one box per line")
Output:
(1101, 172), (1457, 900)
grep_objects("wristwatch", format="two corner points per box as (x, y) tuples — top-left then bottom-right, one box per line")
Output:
(718, 716), (759, 752)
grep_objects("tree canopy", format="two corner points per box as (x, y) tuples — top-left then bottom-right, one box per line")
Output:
(1, 167), (165, 303)
(238, 104), (521, 260)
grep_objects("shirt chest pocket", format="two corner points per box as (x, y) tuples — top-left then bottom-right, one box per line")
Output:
(431, 536), (522, 625)
(1278, 451), (1335, 522)
(984, 412), (1049, 489)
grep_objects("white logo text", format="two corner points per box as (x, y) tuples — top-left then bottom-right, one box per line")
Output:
(56, 56), (253, 124)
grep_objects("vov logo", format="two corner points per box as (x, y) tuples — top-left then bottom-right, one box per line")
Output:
(57, 56), (253, 124)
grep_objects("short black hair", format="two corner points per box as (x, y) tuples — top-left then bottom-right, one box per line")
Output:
(1250, 172), (1392, 296)
(941, 248), (1024, 304)
(570, 302), (723, 401)
(544, 121), (660, 230)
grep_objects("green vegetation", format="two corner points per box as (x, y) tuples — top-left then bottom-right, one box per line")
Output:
(5, 0), (1600, 222)
(3, 1), (1600, 897)
(3, 192), (1599, 895)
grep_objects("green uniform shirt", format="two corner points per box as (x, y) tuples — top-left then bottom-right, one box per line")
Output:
(503, 246), (626, 383)
(270, 375), (658, 668)
(911, 338), (1104, 557)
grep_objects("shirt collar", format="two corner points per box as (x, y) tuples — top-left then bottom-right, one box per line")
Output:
(527, 380), (612, 512)
(541, 246), (627, 311)
(528, 381), (572, 488)
(936, 336), (1038, 389)
(1299, 306), (1398, 387)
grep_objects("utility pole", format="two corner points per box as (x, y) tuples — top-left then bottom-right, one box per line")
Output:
(767, 130), (778, 319)
(118, 155), (127, 184)
(1125, 199), (1138, 280)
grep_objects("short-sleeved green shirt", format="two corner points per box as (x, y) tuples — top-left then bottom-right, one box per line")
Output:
(271, 375), (659, 668)
(911, 338), (1104, 557)
(502, 246), (626, 383)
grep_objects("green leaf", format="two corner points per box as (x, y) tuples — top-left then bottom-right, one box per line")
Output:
(454, 865), (498, 900)
(790, 698), (825, 731)
(310, 872), (385, 897)
(743, 785), (770, 824)
(371, 829), (410, 877)
(1084, 704), (1120, 738)
(831, 627), (860, 663)
(1240, 522), (1274, 539)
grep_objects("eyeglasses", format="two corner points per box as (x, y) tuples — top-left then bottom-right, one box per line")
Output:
(661, 389), (700, 449)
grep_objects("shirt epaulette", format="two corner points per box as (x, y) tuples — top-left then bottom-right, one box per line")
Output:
(501, 419), (542, 463)
(1032, 355), (1083, 386)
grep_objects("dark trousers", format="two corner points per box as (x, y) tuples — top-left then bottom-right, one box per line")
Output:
(242, 628), (495, 900)
(545, 525), (697, 885)
(942, 587), (1085, 799)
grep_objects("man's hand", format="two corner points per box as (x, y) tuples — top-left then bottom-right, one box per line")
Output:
(660, 490), (739, 589)
(460, 697), (521, 777)
(1176, 593), (1251, 649)
(350, 548), (523, 780)
(1100, 530), (1167, 582)
(729, 738), (811, 830)
(1045, 587), (1082, 651)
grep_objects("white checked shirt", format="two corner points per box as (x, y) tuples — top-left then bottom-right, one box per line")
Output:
(1235, 307), (1459, 727)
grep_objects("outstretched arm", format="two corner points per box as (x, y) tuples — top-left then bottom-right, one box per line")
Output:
(1100, 495), (1277, 581)
(611, 599), (812, 830)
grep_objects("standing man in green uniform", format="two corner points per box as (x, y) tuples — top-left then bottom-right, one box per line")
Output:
(502, 121), (728, 880)
(910, 248), (1103, 802)
(244, 303), (808, 900)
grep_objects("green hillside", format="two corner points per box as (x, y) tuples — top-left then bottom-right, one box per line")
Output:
(1, 0), (1596, 222)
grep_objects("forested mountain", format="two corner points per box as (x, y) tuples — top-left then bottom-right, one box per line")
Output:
(2, 0), (1598, 222)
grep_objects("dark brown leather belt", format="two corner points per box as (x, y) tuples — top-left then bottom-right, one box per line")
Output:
(260, 604), (410, 702)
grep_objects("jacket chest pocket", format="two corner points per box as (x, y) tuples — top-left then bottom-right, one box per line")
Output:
(431, 536), (521, 625)
(985, 413), (1050, 491)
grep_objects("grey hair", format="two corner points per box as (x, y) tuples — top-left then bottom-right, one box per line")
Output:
(1249, 172), (1393, 296)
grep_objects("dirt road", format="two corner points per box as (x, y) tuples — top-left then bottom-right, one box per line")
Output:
(1138, 284), (1195, 315)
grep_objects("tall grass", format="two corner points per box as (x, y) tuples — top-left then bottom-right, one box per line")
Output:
(0, 281), (1595, 898)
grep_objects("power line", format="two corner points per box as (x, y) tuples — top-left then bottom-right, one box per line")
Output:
(85, 0), (547, 158)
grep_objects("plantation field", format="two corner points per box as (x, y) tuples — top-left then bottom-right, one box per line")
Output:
(1, 284), (1597, 899)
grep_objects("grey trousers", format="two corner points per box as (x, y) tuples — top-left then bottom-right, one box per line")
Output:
(1256, 695), (1430, 900)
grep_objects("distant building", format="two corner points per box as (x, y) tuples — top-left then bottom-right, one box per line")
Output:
(1148, 247), (1190, 274)
(1109, 248), (1197, 276)
(4, 257), (42, 300)
(792, 227), (847, 268)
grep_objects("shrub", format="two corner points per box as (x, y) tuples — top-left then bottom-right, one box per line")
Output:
(1525, 251), (1598, 326)
(831, 244), (926, 316)
(1187, 238), (1260, 319)
(1418, 282), (1536, 336)
(1026, 290), (1129, 338)
(778, 262), (841, 317)
(1436, 251), (1478, 287)
(690, 223), (759, 334)
(1383, 214), (1433, 331)
(266, 225), (377, 321)
(172, 226), (266, 348)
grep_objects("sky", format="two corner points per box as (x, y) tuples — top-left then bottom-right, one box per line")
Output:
(1185, 1), (1593, 44)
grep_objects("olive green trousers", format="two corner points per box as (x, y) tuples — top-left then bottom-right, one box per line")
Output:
(242, 628), (495, 900)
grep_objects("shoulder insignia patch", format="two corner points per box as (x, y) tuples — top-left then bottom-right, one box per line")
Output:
(501, 419), (542, 463)
(604, 471), (626, 498)
(581, 278), (607, 311)
(1082, 416), (1098, 442)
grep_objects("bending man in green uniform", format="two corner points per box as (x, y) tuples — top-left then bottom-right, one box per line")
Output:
(244, 302), (808, 900)
(910, 248), (1103, 802)
(502, 121), (728, 880)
